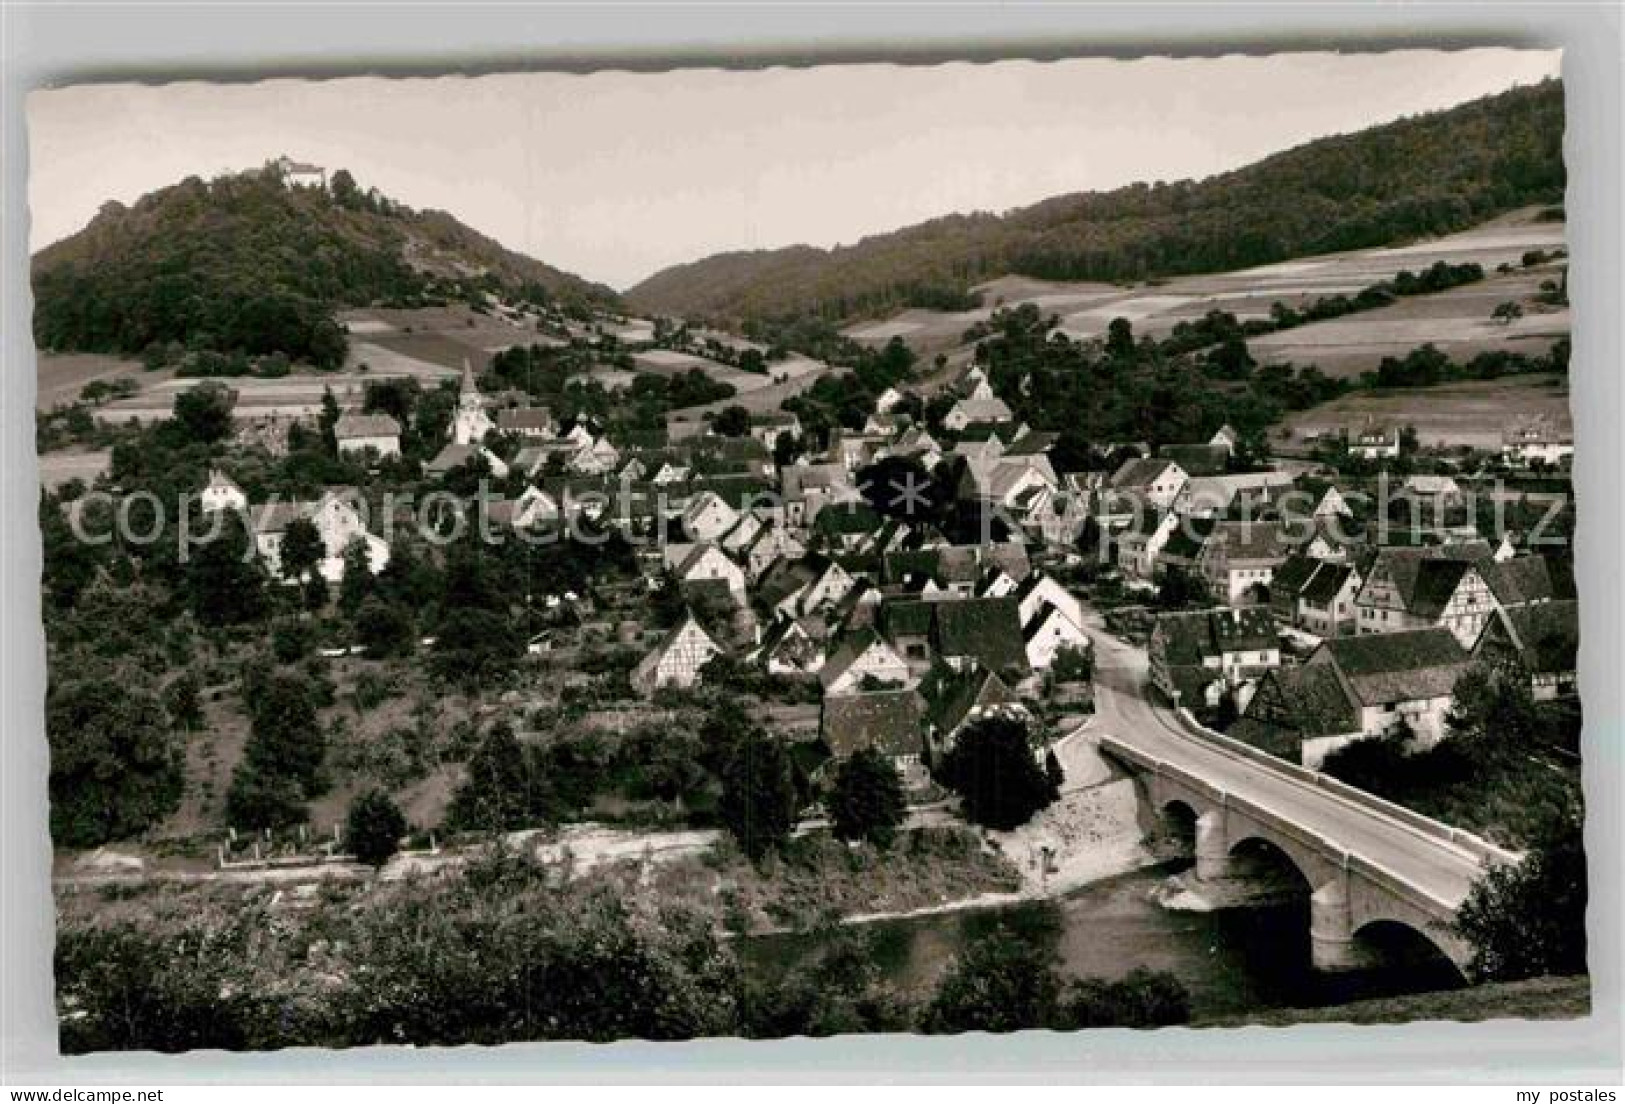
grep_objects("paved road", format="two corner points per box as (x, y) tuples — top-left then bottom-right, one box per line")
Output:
(1078, 612), (1491, 907)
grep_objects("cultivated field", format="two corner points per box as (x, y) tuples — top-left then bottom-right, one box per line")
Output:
(34, 351), (160, 411)
(843, 208), (1570, 380)
(1278, 373), (1572, 450)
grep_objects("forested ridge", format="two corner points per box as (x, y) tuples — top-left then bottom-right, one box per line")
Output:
(626, 80), (1565, 323)
(32, 163), (621, 367)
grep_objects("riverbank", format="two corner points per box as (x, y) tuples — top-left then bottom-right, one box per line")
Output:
(1196, 975), (1590, 1027)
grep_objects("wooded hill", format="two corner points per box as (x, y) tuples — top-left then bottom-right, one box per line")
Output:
(32, 163), (621, 368)
(626, 80), (1565, 324)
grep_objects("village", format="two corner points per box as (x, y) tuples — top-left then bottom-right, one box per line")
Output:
(28, 88), (1588, 1045)
(68, 288), (1575, 893)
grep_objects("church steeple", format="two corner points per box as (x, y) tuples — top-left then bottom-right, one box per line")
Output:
(459, 357), (478, 397)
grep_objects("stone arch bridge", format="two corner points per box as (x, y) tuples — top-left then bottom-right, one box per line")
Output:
(1102, 730), (1519, 975)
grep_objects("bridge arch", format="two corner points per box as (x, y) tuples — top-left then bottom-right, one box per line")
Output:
(1158, 798), (1200, 846)
(1225, 829), (1338, 892)
(1351, 915), (1473, 977)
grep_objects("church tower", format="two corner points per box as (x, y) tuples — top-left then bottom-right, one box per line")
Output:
(451, 358), (495, 445)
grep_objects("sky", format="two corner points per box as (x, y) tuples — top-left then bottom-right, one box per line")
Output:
(27, 48), (1561, 290)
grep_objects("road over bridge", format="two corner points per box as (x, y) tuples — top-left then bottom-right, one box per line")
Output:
(1080, 612), (1517, 974)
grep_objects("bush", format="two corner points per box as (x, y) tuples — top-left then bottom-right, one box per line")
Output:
(345, 788), (407, 867)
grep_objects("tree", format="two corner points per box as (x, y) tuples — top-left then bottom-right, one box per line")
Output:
(827, 747), (907, 848)
(319, 387), (341, 455)
(1491, 300), (1525, 325)
(711, 405), (751, 437)
(937, 713), (1056, 831)
(47, 679), (184, 847)
(922, 928), (1064, 1034)
(186, 512), (266, 627)
(719, 732), (798, 860)
(171, 381), (235, 444)
(1454, 811), (1586, 982)
(279, 517), (325, 582)
(431, 607), (523, 687)
(1105, 317), (1136, 360)
(163, 673), (204, 732)
(227, 670), (327, 830)
(356, 596), (416, 658)
(1044, 748), (1065, 800)
(445, 722), (544, 831)
(338, 540), (375, 614)
(345, 788), (407, 867)
(329, 168), (361, 208)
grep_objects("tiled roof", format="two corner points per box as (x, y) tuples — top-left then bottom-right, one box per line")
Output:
(1484, 600), (1579, 674)
(924, 663), (1018, 735)
(1159, 444), (1229, 477)
(932, 597), (1030, 676)
(819, 628), (903, 692)
(1110, 457), (1178, 491)
(880, 597), (935, 640)
(1485, 555), (1554, 607)
(1315, 628), (1470, 706)
(496, 408), (554, 432)
(821, 691), (926, 759)
(1206, 520), (1292, 564)
(1300, 562), (1357, 606)
(334, 413), (400, 439)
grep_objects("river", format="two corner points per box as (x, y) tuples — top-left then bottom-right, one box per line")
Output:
(740, 860), (1465, 1022)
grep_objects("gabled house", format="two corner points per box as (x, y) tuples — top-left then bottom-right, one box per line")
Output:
(1147, 607), (1280, 707)
(749, 410), (801, 450)
(776, 557), (857, 620)
(1270, 554), (1361, 638)
(1298, 627), (1471, 745)
(820, 629), (913, 695)
(751, 616), (826, 677)
(680, 490), (742, 544)
(942, 396), (1015, 431)
(334, 412), (401, 458)
(1502, 419), (1573, 468)
(1401, 474), (1465, 508)
(1015, 573), (1085, 635)
(200, 469), (247, 514)
(495, 406), (555, 439)
(1197, 521), (1292, 605)
(781, 462), (860, 527)
(673, 542), (748, 605)
(1108, 457), (1188, 513)
(1116, 510), (1180, 581)
(1231, 664), (1364, 769)
(569, 435), (621, 476)
(1473, 599), (1580, 701)
(425, 441), (510, 480)
(1023, 602), (1091, 672)
(1179, 471), (1297, 518)
(631, 614), (723, 696)
(1355, 547), (1498, 648)
(1159, 443), (1230, 478)
(740, 523), (807, 581)
(922, 663), (1025, 752)
(1348, 424), (1400, 461)
(1025, 486), (1092, 547)
(249, 488), (390, 584)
